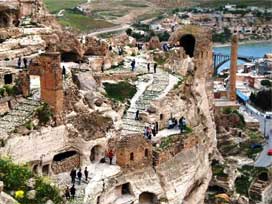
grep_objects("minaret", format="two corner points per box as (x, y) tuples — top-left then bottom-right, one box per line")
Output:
(228, 35), (238, 101)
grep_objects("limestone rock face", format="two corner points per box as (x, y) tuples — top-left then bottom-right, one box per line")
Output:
(57, 31), (84, 61)
(73, 71), (97, 91)
(148, 36), (161, 50)
(67, 112), (113, 141)
(84, 36), (108, 56)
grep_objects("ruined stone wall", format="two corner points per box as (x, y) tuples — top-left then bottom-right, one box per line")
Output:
(116, 135), (152, 171)
(51, 154), (80, 174)
(153, 134), (199, 166)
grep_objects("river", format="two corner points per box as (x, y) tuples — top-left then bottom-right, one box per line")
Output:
(213, 41), (272, 73)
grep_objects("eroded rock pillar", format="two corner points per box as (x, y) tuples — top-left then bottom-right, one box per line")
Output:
(39, 52), (64, 116)
(228, 35), (238, 101)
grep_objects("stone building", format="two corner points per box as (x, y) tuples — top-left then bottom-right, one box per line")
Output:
(116, 134), (152, 170)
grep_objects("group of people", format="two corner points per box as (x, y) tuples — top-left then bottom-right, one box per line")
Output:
(70, 167), (88, 185)
(147, 62), (157, 73)
(17, 57), (28, 69)
(168, 116), (187, 133)
(144, 122), (159, 140)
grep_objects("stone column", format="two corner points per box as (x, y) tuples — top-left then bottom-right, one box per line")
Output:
(228, 35), (238, 101)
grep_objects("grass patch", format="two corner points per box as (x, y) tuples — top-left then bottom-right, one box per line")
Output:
(103, 81), (136, 102)
(58, 9), (115, 32)
(44, 0), (87, 13)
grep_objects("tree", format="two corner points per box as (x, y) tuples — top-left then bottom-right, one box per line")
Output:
(250, 89), (272, 111)
(261, 80), (271, 87)
(126, 28), (132, 36)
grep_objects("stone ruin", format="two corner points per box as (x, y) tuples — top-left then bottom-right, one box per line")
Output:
(0, 1), (222, 201)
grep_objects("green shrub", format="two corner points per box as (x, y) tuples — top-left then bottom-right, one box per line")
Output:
(261, 80), (271, 87)
(0, 158), (63, 204)
(0, 88), (5, 96)
(36, 104), (52, 125)
(3, 85), (16, 96)
(0, 158), (31, 191)
(24, 121), (33, 130)
(222, 107), (232, 114)
(35, 178), (63, 204)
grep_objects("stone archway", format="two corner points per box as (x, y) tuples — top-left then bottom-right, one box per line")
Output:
(139, 192), (158, 204)
(179, 34), (196, 57)
(90, 145), (105, 163)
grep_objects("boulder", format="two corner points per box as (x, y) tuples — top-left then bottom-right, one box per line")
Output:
(73, 72), (97, 91)
(45, 200), (55, 204)
(26, 190), (36, 200)
(26, 178), (36, 189)
(94, 98), (103, 107)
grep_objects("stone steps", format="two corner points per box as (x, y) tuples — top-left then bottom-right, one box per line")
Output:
(0, 98), (41, 133)
(121, 54), (172, 134)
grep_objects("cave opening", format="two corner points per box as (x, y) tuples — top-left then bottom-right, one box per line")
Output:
(179, 34), (196, 57)
(90, 145), (105, 163)
(61, 52), (80, 62)
(121, 183), (132, 195)
(42, 164), (50, 176)
(139, 192), (158, 204)
(208, 185), (226, 194)
(4, 74), (12, 84)
(53, 150), (78, 162)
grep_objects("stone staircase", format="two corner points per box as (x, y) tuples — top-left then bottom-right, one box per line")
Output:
(249, 179), (269, 201)
(120, 55), (170, 135)
(0, 97), (41, 134)
(68, 179), (88, 204)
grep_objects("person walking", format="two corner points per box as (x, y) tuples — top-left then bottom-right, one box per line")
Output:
(62, 66), (66, 78)
(77, 168), (82, 185)
(70, 168), (76, 184)
(17, 57), (21, 69)
(155, 121), (159, 134)
(144, 126), (148, 138)
(108, 149), (114, 165)
(65, 186), (70, 200)
(151, 123), (156, 137)
(84, 167), (88, 182)
(147, 126), (152, 140)
(23, 58), (28, 69)
(154, 63), (157, 73)
(101, 60), (105, 73)
(147, 63), (150, 73)
(131, 59), (136, 72)
(135, 110), (140, 120)
(70, 184), (76, 199)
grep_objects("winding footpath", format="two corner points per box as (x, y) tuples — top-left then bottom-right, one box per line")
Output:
(105, 52), (179, 135)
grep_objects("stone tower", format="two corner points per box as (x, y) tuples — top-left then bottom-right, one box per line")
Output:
(228, 35), (238, 101)
(29, 52), (64, 117)
(39, 52), (64, 116)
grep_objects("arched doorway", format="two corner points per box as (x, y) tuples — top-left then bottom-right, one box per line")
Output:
(139, 192), (158, 204)
(90, 145), (105, 163)
(51, 150), (80, 174)
(180, 34), (196, 57)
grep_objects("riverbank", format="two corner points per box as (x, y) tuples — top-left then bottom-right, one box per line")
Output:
(213, 39), (272, 48)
